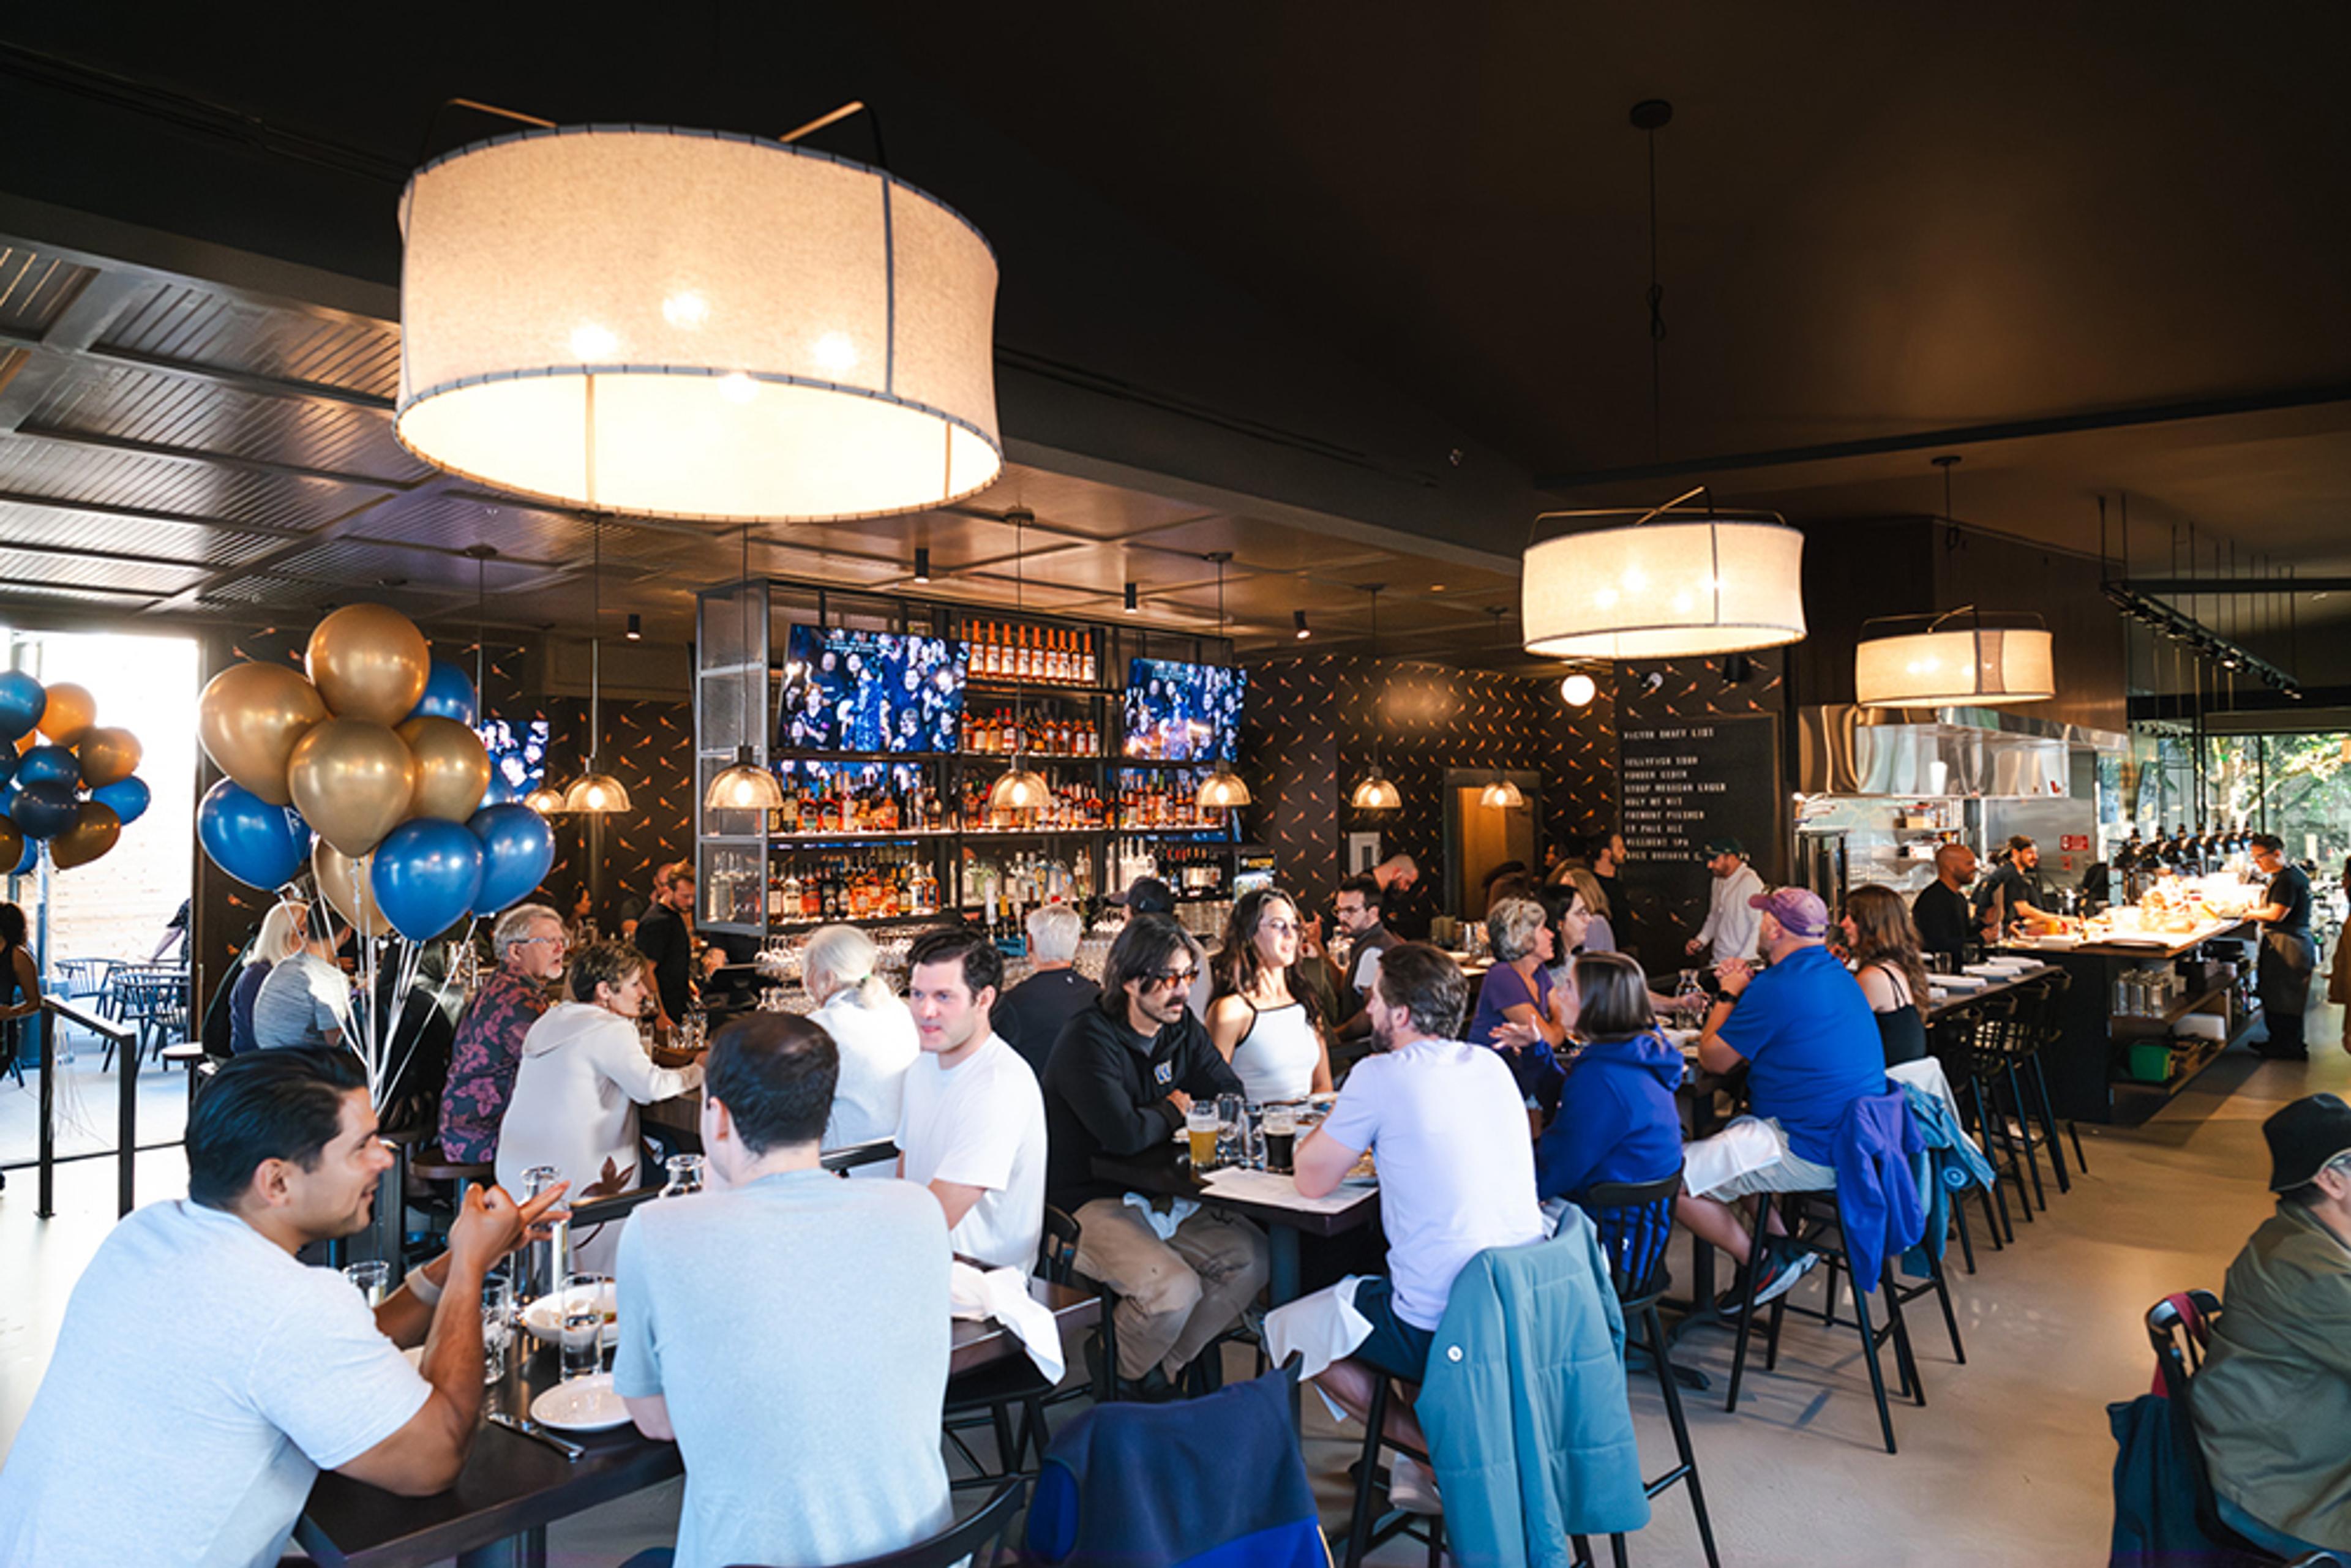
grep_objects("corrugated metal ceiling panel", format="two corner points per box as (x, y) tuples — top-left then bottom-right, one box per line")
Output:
(0, 437), (364, 531)
(0, 549), (208, 594)
(97, 281), (400, 400)
(0, 501), (290, 568)
(24, 363), (428, 482)
(0, 247), (96, 336)
(260, 537), (550, 592)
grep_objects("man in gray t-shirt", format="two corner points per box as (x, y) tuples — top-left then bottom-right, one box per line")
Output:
(615, 1012), (952, 1568)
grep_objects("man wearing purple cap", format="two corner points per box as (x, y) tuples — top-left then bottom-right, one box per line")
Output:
(1676, 885), (1888, 1311)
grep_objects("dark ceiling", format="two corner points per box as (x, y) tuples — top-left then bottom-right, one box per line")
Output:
(1, 2), (2347, 671)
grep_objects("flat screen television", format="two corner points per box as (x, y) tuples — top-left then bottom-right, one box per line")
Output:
(777, 626), (966, 754)
(1121, 658), (1245, 762)
(476, 718), (550, 798)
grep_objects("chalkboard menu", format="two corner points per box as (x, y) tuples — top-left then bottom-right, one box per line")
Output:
(1616, 716), (1784, 971)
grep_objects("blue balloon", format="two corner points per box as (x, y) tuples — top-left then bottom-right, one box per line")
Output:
(467, 803), (556, 915)
(12, 780), (79, 840)
(370, 819), (484, 940)
(17, 745), (80, 789)
(198, 778), (309, 888)
(91, 775), (152, 827)
(9, 837), (36, 876)
(478, 770), (516, 809)
(0, 671), (42, 743)
(409, 661), (480, 726)
(0, 747), (14, 792)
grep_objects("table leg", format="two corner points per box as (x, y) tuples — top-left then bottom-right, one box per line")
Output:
(457, 1525), (547, 1568)
(1269, 1227), (1300, 1307)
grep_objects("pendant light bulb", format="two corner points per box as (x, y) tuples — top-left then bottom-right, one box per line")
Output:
(1480, 773), (1526, 810)
(523, 785), (568, 815)
(1196, 551), (1250, 811)
(563, 771), (633, 814)
(1561, 671), (1598, 707)
(1348, 583), (1401, 811)
(707, 525), (784, 812)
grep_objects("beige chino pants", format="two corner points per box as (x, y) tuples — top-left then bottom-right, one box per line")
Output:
(1071, 1198), (1270, 1381)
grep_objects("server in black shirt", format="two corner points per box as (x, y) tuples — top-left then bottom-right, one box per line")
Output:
(2249, 833), (2317, 1060)
(996, 904), (1100, 1078)
(1041, 915), (1265, 1395)
(1913, 843), (1982, 964)
(1973, 836), (2054, 935)
(632, 862), (697, 1026)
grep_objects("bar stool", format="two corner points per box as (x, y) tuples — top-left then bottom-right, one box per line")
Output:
(1723, 1185), (1922, 1455)
(1946, 1001), (2037, 1229)
(1582, 1170), (1720, 1568)
(2012, 972), (2086, 1182)
(1926, 1010), (2014, 1250)
(1974, 995), (2052, 1211)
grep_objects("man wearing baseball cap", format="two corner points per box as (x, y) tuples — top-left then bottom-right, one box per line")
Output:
(1676, 886), (1889, 1313)
(2189, 1094), (2351, 1556)
(1685, 837), (1765, 967)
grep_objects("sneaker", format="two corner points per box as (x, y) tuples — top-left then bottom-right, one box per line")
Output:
(1387, 1454), (1443, 1515)
(1715, 1244), (1820, 1317)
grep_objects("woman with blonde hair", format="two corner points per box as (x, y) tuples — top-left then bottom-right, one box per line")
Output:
(1841, 883), (1932, 1067)
(802, 923), (918, 1161)
(1564, 866), (1618, 954)
(228, 901), (310, 1056)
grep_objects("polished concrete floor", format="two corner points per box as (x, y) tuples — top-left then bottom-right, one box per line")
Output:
(2, 1005), (2341, 1565)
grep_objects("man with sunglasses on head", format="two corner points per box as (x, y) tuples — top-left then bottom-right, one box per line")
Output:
(1041, 913), (1269, 1398)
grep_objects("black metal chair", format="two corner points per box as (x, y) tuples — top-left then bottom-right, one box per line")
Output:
(2013, 971), (2087, 1182)
(1724, 1184), (1921, 1455)
(940, 1213), (1100, 1488)
(1583, 1170), (1720, 1568)
(2144, 1292), (2314, 1565)
(726, 1476), (1026, 1568)
(1939, 1000), (2033, 1234)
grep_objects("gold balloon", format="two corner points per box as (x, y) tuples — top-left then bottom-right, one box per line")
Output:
(37, 682), (96, 748)
(287, 718), (414, 858)
(0, 815), (20, 874)
(396, 715), (493, 822)
(198, 662), (328, 806)
(306, 604), (430, 725)
(50, 801), (120, 871)
(312, 841), (386, 938)
(77, 726), (143, 789)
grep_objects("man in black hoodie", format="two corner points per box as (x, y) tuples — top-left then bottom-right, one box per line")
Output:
(1042, 915), (1267, 1394)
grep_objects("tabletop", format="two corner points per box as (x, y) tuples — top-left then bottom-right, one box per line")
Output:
(1922, 961), (2060, 1019)
(298, 1277), (1097, 1568)
(1090, 1145), (1381, 1239)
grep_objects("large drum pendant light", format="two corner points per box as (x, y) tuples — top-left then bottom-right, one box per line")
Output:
(1855, 609), (2054, 708)
(1521, 490), (1807, 659)
(397, 117), (1001, 522)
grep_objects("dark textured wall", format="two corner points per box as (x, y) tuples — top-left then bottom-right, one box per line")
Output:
(1238, 655), (1617, 921)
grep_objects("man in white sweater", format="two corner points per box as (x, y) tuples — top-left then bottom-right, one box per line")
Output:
(1687, 836), (1765, 967)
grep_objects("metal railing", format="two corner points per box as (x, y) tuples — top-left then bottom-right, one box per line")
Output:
(10, 998), (145, 1219)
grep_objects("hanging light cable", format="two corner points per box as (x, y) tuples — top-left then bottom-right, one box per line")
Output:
(706, 525), (787, 812)
(561, 517), (632, 813)
(1349, 583), (1401, 810)
(1196, 551), (1252, 811)
(986, 509), (1050, 817)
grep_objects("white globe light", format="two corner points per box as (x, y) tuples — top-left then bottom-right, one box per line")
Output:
(1561, 672), (1598, 707)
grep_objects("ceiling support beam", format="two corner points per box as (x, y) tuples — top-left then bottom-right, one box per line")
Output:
(2121, 576), (2351, 597)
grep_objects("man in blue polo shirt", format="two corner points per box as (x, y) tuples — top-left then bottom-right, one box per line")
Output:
(1676, 886), (1886, 1312)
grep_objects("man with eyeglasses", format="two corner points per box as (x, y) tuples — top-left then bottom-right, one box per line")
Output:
(439, 903), (567, 1164)
(1041, 914), (1269, 1398)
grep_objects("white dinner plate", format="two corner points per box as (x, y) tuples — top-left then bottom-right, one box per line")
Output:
(531, 1373), (631, 1433)
(520, 1282), (620, 1349)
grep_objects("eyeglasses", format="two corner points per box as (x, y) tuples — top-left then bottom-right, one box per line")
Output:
(517, 936), (569, 948)
(1142, 969), (1200, 991)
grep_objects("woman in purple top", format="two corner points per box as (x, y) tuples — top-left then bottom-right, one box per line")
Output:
(438, 903), (566, 1162)
(1466, 896), (1572, 1111)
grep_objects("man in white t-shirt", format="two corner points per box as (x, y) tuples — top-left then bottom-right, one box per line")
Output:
(0, 1046), (564, 1568)
(1291, 942), (1546, 1487)
(896, 926), (1048, 1272)
(1687, 836), (1765, 967)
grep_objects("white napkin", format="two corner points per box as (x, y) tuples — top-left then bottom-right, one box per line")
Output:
(1264, 1277), (1374, 1422)
(1122, 1191), (1199, 1240)
(1682, 1116), (1787, 1199)
(948, 1261), (1067, 1384)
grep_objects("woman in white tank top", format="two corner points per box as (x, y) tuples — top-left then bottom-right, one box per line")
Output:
(1206, 887), (1335, 1103)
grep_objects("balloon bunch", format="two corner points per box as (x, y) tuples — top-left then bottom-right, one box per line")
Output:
(0, 672), (151, 877)
(195, 604), (557, 941)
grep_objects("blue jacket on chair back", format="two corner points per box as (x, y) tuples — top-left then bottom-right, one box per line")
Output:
(1832, 1086), (1927, 1292)
(1415, 1207), (1651, 1566)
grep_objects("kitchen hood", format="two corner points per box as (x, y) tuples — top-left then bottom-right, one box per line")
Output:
(1798, 704), (2126, 798)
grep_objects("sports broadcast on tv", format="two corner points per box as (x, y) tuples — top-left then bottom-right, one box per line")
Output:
(1121, 658), (1245, 762)
(776, 626), (966, 754)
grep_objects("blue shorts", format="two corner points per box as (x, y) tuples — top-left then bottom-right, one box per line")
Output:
(1351, 1276), (1438, 1382)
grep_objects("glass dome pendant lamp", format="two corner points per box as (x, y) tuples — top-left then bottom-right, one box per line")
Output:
(1349, 582), (1401, 810)
(1195, 551), (1251, 811)
(705, 523), (786, 812)
(561, 516), (634, 814)
(987, 509), (1051, 816)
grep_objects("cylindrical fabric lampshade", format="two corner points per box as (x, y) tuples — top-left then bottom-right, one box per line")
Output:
(1521, 520), (1806, 659)
(398, 127), (1001, 522)
(1854, 625), (2055, 708)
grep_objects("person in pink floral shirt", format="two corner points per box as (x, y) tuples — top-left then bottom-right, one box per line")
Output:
(438, 904), (565, 1163)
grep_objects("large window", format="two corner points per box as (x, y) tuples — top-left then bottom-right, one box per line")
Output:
(2121, 726), (2351, 869)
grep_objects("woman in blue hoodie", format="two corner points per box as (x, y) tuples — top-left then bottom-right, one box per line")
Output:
(1535, 953), (1687, 1206)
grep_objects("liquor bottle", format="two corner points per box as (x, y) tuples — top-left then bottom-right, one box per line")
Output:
(1081, 630), (1097, 686)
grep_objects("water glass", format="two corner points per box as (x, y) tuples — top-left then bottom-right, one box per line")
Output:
(1215, 1093), (1246, 1167)
(523, 1165), (568, 1299)
(660, 1153), (707, 1198)
(341, 1260), (392, 1307)
(481, 1272), (515, 1387)
(559, 1273), (611, 1382)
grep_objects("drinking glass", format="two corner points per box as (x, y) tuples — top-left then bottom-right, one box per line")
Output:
(660, 1153), (707, 1198)
(1185, 1102), (1221, 1169)
(522, 1165), (568, 1299)
(1215, 1093), (1246, 1168)
(481, 1272), (515, 1387)
(1262, 1105), (1299, 1175)
(341, 1260), (391, 1307)
(559, 1273), (611, 1382)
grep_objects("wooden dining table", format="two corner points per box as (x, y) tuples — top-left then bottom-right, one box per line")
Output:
(296, 1275), (1099, 1568)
